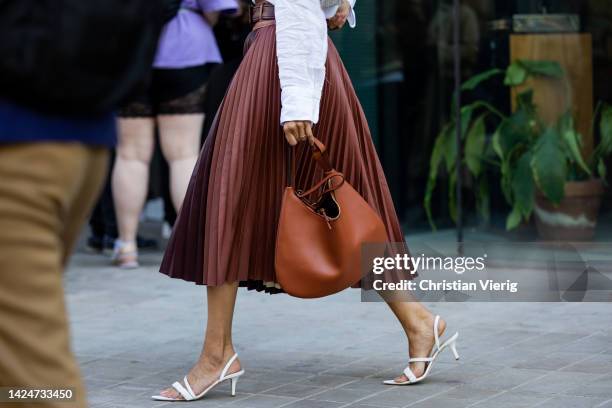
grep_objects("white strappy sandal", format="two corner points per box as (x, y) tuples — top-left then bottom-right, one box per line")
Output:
(152, 353), (244, 401)
(384, 315), (459, 385)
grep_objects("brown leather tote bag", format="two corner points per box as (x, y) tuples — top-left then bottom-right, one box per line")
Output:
(275, 138), (388, 298)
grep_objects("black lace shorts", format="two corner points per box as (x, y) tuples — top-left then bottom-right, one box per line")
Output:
(118, 64), (215, 117)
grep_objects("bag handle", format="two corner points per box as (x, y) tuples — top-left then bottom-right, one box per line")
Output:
(285, 137), (334, 188)
(297, 173), (345, 199)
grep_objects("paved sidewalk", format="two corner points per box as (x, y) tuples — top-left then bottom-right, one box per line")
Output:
(65, 249), (612, 408)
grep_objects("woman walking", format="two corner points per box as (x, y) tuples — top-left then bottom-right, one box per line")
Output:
(155, 0), (459, 401)
(111, 0), (237, 268)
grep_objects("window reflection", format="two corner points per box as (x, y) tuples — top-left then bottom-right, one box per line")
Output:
(336, 0), (612, 238)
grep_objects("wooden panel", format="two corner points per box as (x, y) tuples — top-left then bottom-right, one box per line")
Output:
(510, 33), (593, 154)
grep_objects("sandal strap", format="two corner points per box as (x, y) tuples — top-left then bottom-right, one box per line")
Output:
(172, 380), (194, 401)
(403, 366), (418, 383)
(408, 357), (433, 363)
(220, 353), (239, 379)
(433, 315), (441, 352)
(183, 376), (197, 399)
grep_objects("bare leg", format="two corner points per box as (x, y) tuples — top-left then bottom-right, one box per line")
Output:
(112, 117), (155, 245)
(157, 114), (203, 212)
(383, 297), (446, 382)
(159, 282), (241, 399)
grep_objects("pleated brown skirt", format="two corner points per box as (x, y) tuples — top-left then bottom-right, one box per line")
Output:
(159, 23), (406, 293)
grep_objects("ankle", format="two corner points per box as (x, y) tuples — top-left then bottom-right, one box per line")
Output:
(199, 344), (236, 368)
(404, 311), (437, 336)
(115, 239), (137, 252)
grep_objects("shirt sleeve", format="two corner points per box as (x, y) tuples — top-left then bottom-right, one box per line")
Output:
(347, 0), (356, 28)
(198, 0), (238, 13)
(274, 0), (327, 124)
(322, 0), (357, 28)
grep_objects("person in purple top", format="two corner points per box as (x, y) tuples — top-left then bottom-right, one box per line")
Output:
(111, 0), (238, 268)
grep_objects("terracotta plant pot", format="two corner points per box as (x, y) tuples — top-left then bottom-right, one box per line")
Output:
(534, 179), (605, 241)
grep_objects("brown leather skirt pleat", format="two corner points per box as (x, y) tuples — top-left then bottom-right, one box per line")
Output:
(159, 25), (406, 294)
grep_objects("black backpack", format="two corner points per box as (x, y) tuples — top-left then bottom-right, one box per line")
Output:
(0, 0), (174, 114)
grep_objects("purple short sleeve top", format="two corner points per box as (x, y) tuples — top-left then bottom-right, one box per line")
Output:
(153, 0), (238, 69)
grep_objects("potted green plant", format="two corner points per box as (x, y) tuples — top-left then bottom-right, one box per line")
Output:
(424, 59), (612, 240)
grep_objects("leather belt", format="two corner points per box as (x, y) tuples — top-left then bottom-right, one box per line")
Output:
(250, 2), (275, 25)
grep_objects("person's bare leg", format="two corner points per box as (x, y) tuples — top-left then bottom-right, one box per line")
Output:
(158, 114), (203, 212)
(112, 117), (155, 245)
(159, 282), (241, 399)
(383, 297), (446, 382)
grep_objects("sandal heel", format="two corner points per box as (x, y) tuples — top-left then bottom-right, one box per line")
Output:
(231, 376), (239, 396)
(450, 341), (460, 360)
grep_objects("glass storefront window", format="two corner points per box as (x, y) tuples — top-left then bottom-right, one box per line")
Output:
(333, 0), (612, 242)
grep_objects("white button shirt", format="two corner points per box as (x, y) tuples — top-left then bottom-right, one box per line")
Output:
(263, 0), (357, 124)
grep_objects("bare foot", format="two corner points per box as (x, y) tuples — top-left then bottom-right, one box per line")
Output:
(394, 315), (446, 383)
(158, 352), (241, 400)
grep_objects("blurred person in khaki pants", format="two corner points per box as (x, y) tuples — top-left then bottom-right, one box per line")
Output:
(0, 109), (112, 408)
(0, 1), (171, 406)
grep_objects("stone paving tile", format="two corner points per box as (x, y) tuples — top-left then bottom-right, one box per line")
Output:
(283, 360), (354, 374)
(427, 362), (503, 387)
(534, 395), (609, 408)
(560, 354), (612, 375)
(94, 401), (171, 408)
(344, 405), (392, 408)
(83, 377), (122, 391)
(301, 374), (357, 388)
(262, 383), (327, 399)
(104, 382), (159, 400)
(435, 384), (500, 402)
(513, 351), (594, 371)
(404, 396), (473, 407)
(87, 389), (120, 407)
(513, 371), (604, 396)
(357, 385), (456, 408)
(470, 391), (550, 407)
(562, 335), (612, 354)
(514, 332), (592, 352)
(471, 346), (543, 366)
(597, 399), (612, 408)
(231, 378), (283, 394)
(562, 374), (612, 398)
(282, 399), (345, 408)
(224, 394), (298, 407)
(467, 367), (549, 390)
(322, 362), (389, 378)
(81, 358), (169, 383)
(239, 369), (313, 386)
(119, 367), (198, 390)
(311, 387), (380, 404)
(338, 378), (394, 393)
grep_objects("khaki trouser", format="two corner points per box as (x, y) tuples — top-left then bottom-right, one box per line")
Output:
(0, 143), (108, 408)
